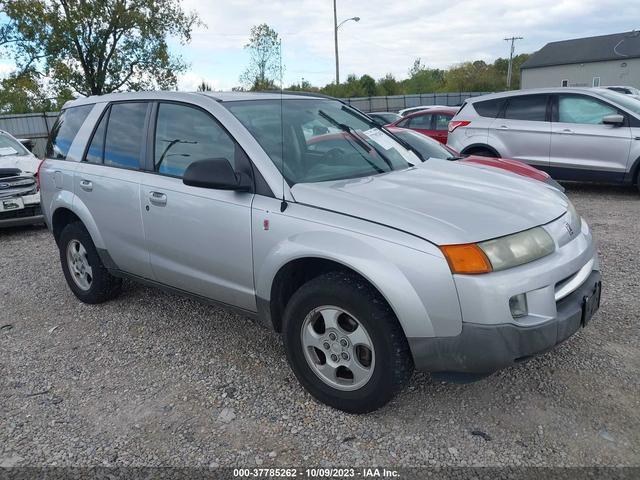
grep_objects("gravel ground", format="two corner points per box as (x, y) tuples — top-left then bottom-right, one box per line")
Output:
(1, 183), (639, 468)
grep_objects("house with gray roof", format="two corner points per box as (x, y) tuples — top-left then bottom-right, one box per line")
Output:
(521, 31), (640, 89)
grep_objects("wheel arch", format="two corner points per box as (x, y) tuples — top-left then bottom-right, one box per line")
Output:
(255, 233), (443, 339)
(51, 195), (105, 250)
(460, 143), (501, 158)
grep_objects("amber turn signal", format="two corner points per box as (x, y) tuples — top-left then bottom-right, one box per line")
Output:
(440, 243), (493, 274)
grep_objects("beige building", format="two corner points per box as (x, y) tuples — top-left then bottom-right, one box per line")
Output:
(521, 31), (640, 90)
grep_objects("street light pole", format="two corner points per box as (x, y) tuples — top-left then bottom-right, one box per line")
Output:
(334, 0), (339, 85)
(333, 0), (360, 85)
(504, 36), (523, 89)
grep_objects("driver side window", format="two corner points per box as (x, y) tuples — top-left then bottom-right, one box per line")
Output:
(154, 103), (237, 178)
(557, 95), (619, 125)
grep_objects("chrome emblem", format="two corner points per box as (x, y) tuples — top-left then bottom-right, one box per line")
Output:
(564, 222), (575, 237)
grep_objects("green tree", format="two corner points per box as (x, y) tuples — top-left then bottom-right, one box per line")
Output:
(240, 24), (282, 91)
(377, 73), (400, 96)
(359, 74), (376, 96)
(196, 81), (213, 92)
(1, 0), (200, 96)
(0, 69), (72, 114)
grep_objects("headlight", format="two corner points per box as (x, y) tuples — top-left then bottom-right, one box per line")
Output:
(565, 200), (582, 233)
(478, 227), (555, 271)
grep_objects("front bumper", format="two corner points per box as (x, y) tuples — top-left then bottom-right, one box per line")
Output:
(409, 270), (601, 374)
(0, 194), (43, 228)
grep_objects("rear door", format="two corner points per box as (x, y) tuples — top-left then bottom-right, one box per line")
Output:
(74, 101), (153, 278)
(549, 93), (631, 181)
(140, 101), (256, 311)
(489, 94), (551, 168)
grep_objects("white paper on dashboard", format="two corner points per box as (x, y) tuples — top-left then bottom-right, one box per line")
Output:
(362, 128), (397, 150)
(0, 147), (18, 156)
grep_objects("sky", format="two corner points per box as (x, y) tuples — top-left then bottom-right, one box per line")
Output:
(1, 0), (640, 91)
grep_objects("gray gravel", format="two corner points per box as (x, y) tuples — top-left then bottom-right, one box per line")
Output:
(1, 183), (639, 467)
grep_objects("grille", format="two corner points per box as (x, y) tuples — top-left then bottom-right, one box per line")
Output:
(0, 204), (42, 220)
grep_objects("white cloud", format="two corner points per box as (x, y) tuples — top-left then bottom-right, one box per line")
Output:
(179, 0), (640, 88)
(0, 63), (16, 79)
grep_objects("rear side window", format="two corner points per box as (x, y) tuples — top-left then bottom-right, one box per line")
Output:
(154, 103), (237, 178)
(46, 105), (93, 160)
(473, 99), (504, 118)
(85, 111), (108, 164)
(104, 103), (148, 169)
(503, 95), (548, 121)
(408, 114), (432, 128)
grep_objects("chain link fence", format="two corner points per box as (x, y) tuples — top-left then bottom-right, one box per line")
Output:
(341, 92), (492, 113)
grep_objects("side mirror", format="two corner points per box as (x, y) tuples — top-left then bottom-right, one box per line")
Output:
(602, 114), (624, 126)
(182, 158), (252, 192)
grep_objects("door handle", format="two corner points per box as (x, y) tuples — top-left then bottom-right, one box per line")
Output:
(498, 125), (509, 130)
(79, 179), (93, 192)
(556, 128), (574, 134)
(149, 191), (167, 206)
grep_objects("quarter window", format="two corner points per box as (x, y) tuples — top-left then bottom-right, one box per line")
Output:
(503, 95), (548, 121)
(473, 99), (504, 118)
(46, 105), (93, 160)
(104, 103), (148, 169)
(434, 114), (452, 130)
(154, 103), (237, 177)
(557, 95), (619, 125)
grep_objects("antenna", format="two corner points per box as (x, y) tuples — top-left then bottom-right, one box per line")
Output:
(279, 37), (288, 212)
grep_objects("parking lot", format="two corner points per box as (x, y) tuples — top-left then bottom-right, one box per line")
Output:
(1, 183), (639, 468)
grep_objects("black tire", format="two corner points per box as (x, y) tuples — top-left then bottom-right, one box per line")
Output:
(282, 271), (413, 413)
(59, 222), (122, 304)
(469, 148), (497, 158)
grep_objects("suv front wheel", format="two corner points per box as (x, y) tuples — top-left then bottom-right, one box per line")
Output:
(59, 222), (122, 304)
(283, 271), (414, 413)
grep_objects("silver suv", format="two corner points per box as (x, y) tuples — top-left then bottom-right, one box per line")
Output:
(447, 87), (640, 191)
(40, 91), (601, 413)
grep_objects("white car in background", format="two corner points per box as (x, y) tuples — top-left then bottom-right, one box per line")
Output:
(0, 129), (43, 227)
(398, 105), (450, 116)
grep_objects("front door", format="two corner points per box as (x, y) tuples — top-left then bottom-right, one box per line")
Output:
(549, 93), (631, 181)
(140, 102), (256, 311)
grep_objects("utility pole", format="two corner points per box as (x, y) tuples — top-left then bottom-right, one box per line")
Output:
(334, 0), (339, 85)
(504, 36), (523, 89)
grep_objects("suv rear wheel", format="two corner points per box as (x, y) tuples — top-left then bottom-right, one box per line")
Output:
(59, 222), (122, 304)
(282, 271), (413, 413)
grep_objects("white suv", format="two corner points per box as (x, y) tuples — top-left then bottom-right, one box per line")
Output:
(447, 87), (640, 191)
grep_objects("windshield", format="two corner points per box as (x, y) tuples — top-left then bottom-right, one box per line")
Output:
(0, 132), (29, 157)
(225, 98), (418, 185)
(391, 129), (458, 161)
(371, 113), (401, 124)
(597, 89), (640, 115)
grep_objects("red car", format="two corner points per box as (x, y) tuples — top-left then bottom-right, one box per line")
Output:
(387, 107), (459, 144)
(385, 126), (562, 189)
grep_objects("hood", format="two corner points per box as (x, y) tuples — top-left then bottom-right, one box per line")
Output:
(291, 159), (568, 245)
(460, 155), (550, 181)
(0, 153), (40, 175)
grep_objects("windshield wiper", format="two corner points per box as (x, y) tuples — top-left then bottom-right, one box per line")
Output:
(339, 105), (426, 162)
(318, 110), (372, 153)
